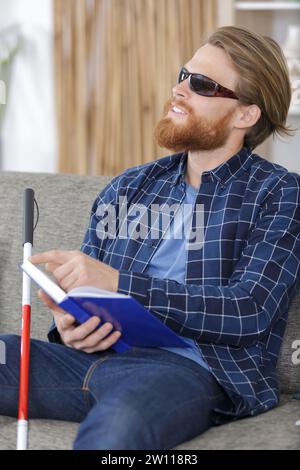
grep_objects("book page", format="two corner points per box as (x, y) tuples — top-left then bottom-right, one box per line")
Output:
(69, 285), (130, 299)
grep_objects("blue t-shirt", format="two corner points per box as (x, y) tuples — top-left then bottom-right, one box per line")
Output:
(144, 181), (210, 371)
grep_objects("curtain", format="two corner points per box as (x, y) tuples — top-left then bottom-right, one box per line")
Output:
(54, 0), (217, 175)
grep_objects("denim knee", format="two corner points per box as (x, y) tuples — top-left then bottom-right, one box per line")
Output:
(0, 333), (20, 344)
(74, 394), (154, 450)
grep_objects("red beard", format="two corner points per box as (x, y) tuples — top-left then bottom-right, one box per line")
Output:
(154, 97), (235, 152)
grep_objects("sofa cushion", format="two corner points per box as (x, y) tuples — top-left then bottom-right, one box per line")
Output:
(277, 293), (300, 394)
(0, 395), (298, 450)
(175, 394), (300, 450)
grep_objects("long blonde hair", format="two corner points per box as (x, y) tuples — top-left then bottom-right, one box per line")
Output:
(208, 26), (294, 149)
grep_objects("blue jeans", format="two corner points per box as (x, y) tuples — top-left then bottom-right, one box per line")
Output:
(0, 334), (233, 450)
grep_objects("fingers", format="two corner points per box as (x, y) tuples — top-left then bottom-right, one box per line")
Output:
(58, 271), (78, 292)
(52, 261), (74, 284)
(38, 282), (122, 352)
(44, 257), (80, 292)
(45, 262), (61, 272)
(58, 313), (77, 331)
(64, 317), (122, 353)
(72, 322), (114, 350)
(62, 316), (101, 346)
(38, 289), (77, 337)
(80, 330), (122, 354)
(29, 250), (77, 266)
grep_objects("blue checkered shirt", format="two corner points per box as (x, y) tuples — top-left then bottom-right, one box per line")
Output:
(49, 146), (300, 420)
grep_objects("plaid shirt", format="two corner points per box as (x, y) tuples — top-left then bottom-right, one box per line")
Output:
(50, 146), (300, 419)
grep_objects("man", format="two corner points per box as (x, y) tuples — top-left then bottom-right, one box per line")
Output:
(1, 26), (300, 450)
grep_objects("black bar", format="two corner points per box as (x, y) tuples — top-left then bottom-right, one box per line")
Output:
(2, 449), (287, 463)
(23, 188), (35, 246)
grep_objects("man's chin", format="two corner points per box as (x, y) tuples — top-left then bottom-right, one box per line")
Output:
(159, 143), (189, 153)
(154, 122), (190, 152)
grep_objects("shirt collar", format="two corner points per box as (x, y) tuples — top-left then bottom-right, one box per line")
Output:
(170, 146), (254, 188)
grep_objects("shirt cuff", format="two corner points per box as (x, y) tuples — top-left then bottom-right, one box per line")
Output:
(117, 269), (150, 305)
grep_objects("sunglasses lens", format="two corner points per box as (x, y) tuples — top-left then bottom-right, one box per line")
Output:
(190, 76), (216, 96)
(177, 68), (238, 99)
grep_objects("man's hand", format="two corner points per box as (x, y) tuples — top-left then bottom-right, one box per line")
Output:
(38, 289), (121, 353)
(30, 250), (121, 352)
(29, 250), (119, 293)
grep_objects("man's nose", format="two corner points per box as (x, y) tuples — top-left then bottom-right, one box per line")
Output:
(172, 79), (190, 98)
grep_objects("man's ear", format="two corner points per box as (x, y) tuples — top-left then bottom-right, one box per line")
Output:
(235, 104), (262, 130)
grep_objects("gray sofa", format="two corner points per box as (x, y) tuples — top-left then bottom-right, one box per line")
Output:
(0, 171), (299, 450)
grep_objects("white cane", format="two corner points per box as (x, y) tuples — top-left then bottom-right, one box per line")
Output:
(17, 188), (35, 450)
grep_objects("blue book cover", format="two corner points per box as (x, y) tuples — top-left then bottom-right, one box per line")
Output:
(21, 260), (192, 353)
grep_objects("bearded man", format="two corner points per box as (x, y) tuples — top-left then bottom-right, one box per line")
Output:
(0, 26), (299, 450)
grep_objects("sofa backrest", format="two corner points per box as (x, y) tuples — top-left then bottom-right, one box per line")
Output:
(0, 171), (299, 394)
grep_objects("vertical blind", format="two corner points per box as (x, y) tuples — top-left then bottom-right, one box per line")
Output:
(54, 0), (217, 175)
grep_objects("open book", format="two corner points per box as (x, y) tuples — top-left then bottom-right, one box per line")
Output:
(21, 260), (191, 353)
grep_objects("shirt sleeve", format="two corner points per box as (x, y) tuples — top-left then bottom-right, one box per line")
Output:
(117, 173), (300, 347)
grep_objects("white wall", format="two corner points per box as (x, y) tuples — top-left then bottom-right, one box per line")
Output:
(216, 0), (300, 175)
(0, 0), (53, 31)
(0, 0), (57, 172)
(272, 12), (300, 174)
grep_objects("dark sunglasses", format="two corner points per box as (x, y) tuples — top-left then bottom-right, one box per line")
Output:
(178, 67), (239, 100)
